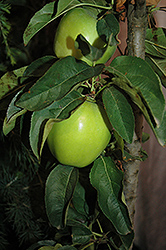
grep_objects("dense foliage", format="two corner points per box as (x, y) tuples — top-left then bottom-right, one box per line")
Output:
(0, 0), (165, 250)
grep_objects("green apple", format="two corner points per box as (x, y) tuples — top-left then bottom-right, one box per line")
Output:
(47, 101), (111, 168)
(54, 8), (116, 65)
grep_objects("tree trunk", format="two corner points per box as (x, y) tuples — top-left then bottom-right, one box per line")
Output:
(127, 0), (147, 60)
(123, 0), (147, 248)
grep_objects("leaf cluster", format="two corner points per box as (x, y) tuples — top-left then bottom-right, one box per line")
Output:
(2, 45), (165, 250)
(145, 27), (166, 145)
(0, 0), (166, 249)
(44, 159), (134, 250)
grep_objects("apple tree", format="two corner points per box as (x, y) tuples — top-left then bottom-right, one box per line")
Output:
(1, 0), (166, 250)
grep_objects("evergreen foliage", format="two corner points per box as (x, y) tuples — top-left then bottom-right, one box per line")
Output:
(0, 1), (15, 65)
(0, 0), (165, 250)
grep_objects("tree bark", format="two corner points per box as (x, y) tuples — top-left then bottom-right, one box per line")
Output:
(127, 0), (147, 60)
(123, 0), (147, 248)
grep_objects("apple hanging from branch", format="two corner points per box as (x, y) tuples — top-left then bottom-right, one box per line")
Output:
(47, 101), (111, 168)
(54, 7), (117, 65)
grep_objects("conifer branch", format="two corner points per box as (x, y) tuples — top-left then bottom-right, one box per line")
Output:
(0, 2), (16, 65)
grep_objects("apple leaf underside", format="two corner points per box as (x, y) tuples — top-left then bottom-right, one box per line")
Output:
(145, 28), (166, 88)
(97, 13), (120, 45)
(71, 225), (92, 245)
(45, 165), (79, 229)
(72, 181), (89, 217)
(145, 28), (166, 58)
(145, 56), (166, 87)
(67, 207), (92, 245)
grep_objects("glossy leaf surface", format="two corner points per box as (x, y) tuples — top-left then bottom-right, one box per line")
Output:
(102, 86), (134, 143)
(108, 56), (165, 126)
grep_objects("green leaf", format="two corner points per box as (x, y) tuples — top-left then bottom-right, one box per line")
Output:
(45, 165), (79, 229)
(113, 130), (124, 156)
(102, 86), (135, 143)
(108, 56), (165, 126)
(67, 206), (87, 227)
(119, 231), (134, 250)
(3, 90), (27, 135)
(6, 90), (24, 122)
(107, 76), (165, 145)
(72, 181), (89, 217)
(23, 2), (55, 46)
(72, 224), (92, 244)
(145, 28), (166, 87)
(75, 34), (104, 62)
(145, 28), (166, 58)
(97, 13), (120, 45)
(26, 240), (56, 250)
(109, 229), (134, 250)
(66, 206), (92, 244)
(56, 0), (80, 16)
(53, 244), (63, 250)
(22, 55), (57, 80)
(146, 28), (166, 47)
(145, 41), (166, 58)
(59, 246), (77, 250)
(16, 56), (104, 111)
(145, 55), (166, 87)
(155, 110), (166, 146)
(56, 0), (109, 18)
(23, 0), (110, 45)
(141, 132), (150, 143)
(90, 156), (132, 235)
(29, 91), (84, 159)
(38, 247), (55, 250)
(123, 150), (145, 162)
(3, 110), (26, 136)
(0, 66), (26, 99)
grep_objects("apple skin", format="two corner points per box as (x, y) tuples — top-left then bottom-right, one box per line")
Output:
(47, 101), (111, 168)
(54, 8), (116, 65)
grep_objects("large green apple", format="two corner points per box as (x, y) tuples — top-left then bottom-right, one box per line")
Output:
(47, 101), (111, 168)
(54, 7), (116, 65)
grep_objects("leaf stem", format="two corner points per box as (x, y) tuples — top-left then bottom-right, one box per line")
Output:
(80, 242), (94, 250)
(59, 3), (113, 16)
(92, 232), (103, 237)
(96, 218), (104, 234)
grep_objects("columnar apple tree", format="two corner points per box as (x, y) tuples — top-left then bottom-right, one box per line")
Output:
(2, 0), (166, 249)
